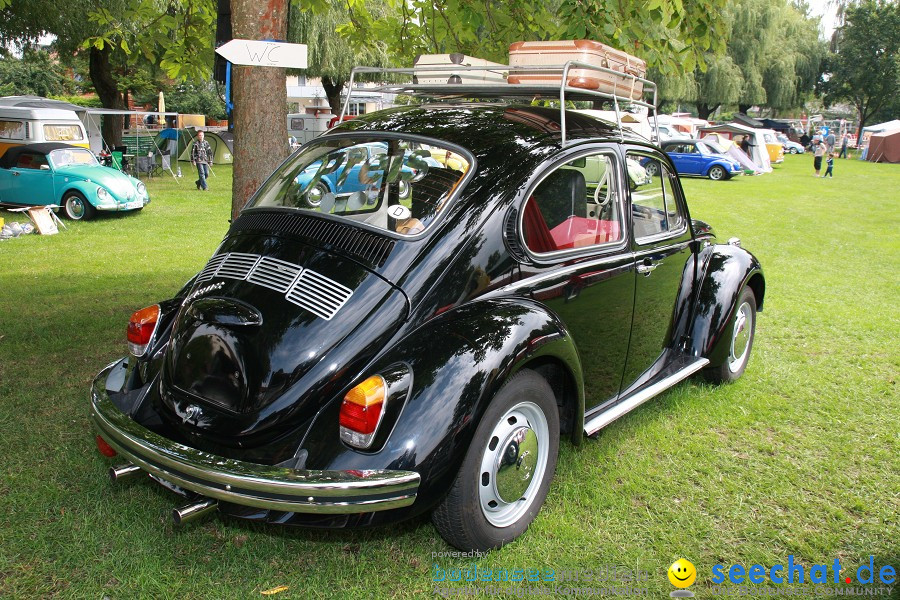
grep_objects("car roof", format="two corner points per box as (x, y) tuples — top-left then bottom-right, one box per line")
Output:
(333, 104), (649, 162)
(0, 142), (81, 169)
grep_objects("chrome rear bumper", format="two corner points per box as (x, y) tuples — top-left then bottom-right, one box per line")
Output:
(90, 360), (420, 514)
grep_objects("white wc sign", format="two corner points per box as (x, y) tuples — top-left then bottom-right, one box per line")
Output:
(215, 40), (308, 69)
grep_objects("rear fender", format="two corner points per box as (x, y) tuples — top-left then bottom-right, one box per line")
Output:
(300, 298), (583, 512)
(689, 244), (765, 366)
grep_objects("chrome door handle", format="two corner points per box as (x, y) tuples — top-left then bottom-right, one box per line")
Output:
(636, 263), (658, 276)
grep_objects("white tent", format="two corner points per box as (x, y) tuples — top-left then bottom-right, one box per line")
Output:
(861, 119), (900, 134)
(698, 122), (773, 173)
(576, 109), (653, 139)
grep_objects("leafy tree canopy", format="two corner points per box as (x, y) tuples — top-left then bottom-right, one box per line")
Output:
(822, 0), (900, 137)
(0, 47), (74, 97)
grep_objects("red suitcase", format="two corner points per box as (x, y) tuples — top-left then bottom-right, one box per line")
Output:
(508, 40), (647, 100)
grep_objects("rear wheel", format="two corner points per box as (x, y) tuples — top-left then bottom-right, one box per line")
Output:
(708, 165), (727, 181)
(303, 182), (329, 208)
(62, 191), (96, 221)
(789, 147), (799, 154)
(432, 369), (559, 551)
(703, 286), (757, 383)
(645, 161), (660, 177)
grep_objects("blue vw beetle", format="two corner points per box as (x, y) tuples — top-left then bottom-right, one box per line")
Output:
(294, 141), (439, 207)
(651, 139), (743, 181)
(0, 142), (149, 220)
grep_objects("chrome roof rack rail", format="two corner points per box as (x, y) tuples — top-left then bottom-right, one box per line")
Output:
(339, 61), (659, 146)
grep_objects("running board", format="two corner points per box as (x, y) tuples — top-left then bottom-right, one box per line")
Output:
(583, 358), (709, 436)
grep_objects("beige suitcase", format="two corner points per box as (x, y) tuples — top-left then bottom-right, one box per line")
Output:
(413, 53), (507, 85)
(508, 40), (647, 100)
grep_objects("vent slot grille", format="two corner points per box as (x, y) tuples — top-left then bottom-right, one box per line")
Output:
(196, 254), (227, 283)
(247, 257), (302, 294)
(230, 212), (396, 267)
(192, 252), (353, 320)
(505, 208), (525, 258)
(285, 269), (353, 321)
(216, 252), (261, 280)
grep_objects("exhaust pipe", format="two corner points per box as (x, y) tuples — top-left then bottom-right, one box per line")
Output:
(172, 498), (218, 525)
(109, 463), (142, 482)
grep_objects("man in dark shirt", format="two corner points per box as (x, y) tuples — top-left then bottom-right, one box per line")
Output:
(190, 130), (213, 191)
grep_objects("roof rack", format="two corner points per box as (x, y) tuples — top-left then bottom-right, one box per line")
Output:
(339, 61), (659, 146)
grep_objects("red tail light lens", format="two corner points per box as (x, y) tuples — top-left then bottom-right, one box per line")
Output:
(339, 375), (386, 449)
(95, 435), (117, 457)
(127, 304), (160, 357)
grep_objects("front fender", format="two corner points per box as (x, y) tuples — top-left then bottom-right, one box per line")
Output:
(59, 180), (99, 206)
(300, 297), (583, 515)
(689, 244), (765, 366)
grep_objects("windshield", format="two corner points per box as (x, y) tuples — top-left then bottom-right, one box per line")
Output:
(49, 148), (99, 168)
(247, 137), (470, 236)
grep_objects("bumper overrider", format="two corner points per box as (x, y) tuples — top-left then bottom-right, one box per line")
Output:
(90, 360), (420, 515)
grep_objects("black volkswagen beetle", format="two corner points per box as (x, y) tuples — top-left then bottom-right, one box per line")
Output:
(91, 103), (764, 551)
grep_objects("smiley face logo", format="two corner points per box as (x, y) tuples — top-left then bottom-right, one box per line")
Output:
(668, 559), (697, 588)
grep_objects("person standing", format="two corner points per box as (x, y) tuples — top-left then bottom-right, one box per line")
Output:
(813, 140), (826, 176)
(824, 153), (835, 178)
(825, 129), (836, 154)
(839, 134), (849, 159)
(191, 130), (213, 191)
(800, 132), (811, 150)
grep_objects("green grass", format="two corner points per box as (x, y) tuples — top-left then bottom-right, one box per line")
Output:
(1, 157), (898, 599)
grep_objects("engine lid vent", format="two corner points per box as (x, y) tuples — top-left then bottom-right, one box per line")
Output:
(230, 211), (395, 267)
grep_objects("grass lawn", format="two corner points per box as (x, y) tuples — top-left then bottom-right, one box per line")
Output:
(0, 155), (898, 599)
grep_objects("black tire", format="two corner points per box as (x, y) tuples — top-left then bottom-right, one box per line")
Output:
(708, 165), (727, 181)
(303, 182), (329, 208)
(645, 161), (660, 177)
(703, 286), (757, 383)
(62, 191), (96, 221)
(432, 369), (559, 551)
(789, 148), (799, 154)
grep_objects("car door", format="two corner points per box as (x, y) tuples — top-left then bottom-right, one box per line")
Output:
(516, 147), (635, 412)
(2, 151), (55, 206)
(620, 149), (694, 393)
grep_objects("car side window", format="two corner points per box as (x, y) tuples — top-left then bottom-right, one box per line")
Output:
(627, 152), (684, 242)
(522, 152), (622, 254)
(16, 153), (47, 170)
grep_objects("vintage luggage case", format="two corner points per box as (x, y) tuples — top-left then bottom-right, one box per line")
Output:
(413, 53), (507, 85)
(508, 40), (647, 100)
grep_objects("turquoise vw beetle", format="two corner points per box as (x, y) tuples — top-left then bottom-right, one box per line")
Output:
(0, 142), (149, 220)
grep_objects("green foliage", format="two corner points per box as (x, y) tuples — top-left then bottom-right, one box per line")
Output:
(48, 94), (104, 108)
(822, 0), (900, 135)
(339, 0), (729, 76)
(82, 0), (216, 82)
(0, 47), (74, 97)
(161, 80), (227, 120)
(658, 0), (824, 114)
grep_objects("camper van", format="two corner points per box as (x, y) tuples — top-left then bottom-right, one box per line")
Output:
(760, 129), (785, 164)
(287, 113), (334, 147)
(0, 107), (89, 158)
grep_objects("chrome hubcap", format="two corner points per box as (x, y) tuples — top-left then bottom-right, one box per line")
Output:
(728, 301), (753, 373)
(306, 184), (325, 207)
(398, 180), (410, 199)
(68, 197), (84, 219)
(479, 401), (549, 527)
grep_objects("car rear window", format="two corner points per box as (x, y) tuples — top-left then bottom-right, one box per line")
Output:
(246, 137), (471, 237)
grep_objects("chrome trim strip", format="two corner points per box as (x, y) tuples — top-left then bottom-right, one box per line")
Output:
(91, 362), (419, 514)
(583, 358), (709, 436)
(494, 254), (633, 294)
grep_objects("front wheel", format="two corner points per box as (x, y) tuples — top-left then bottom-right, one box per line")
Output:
(303, 182), (329, 208)
(789, 148), (799, 154)
(708, 165), (727, 181)
(703, 286), (757, 383)
(432, 369), (559, 551)
(62, 191), (96, 221)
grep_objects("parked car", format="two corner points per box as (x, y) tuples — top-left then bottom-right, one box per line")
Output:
(293, 141), (440, 207)
(652, 139), (743, 180)
(777, 134), (805, 154)
(91, 103), (764, 551)
(0, 143), (149, 220)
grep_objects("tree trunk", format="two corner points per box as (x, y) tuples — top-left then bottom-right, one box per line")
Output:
(696, 103), (719, 121)
(230, 0), (290, 221)
(322, 77), (344, 117)
(738, 104), (753, 115)
(89, 45), (124, 148)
